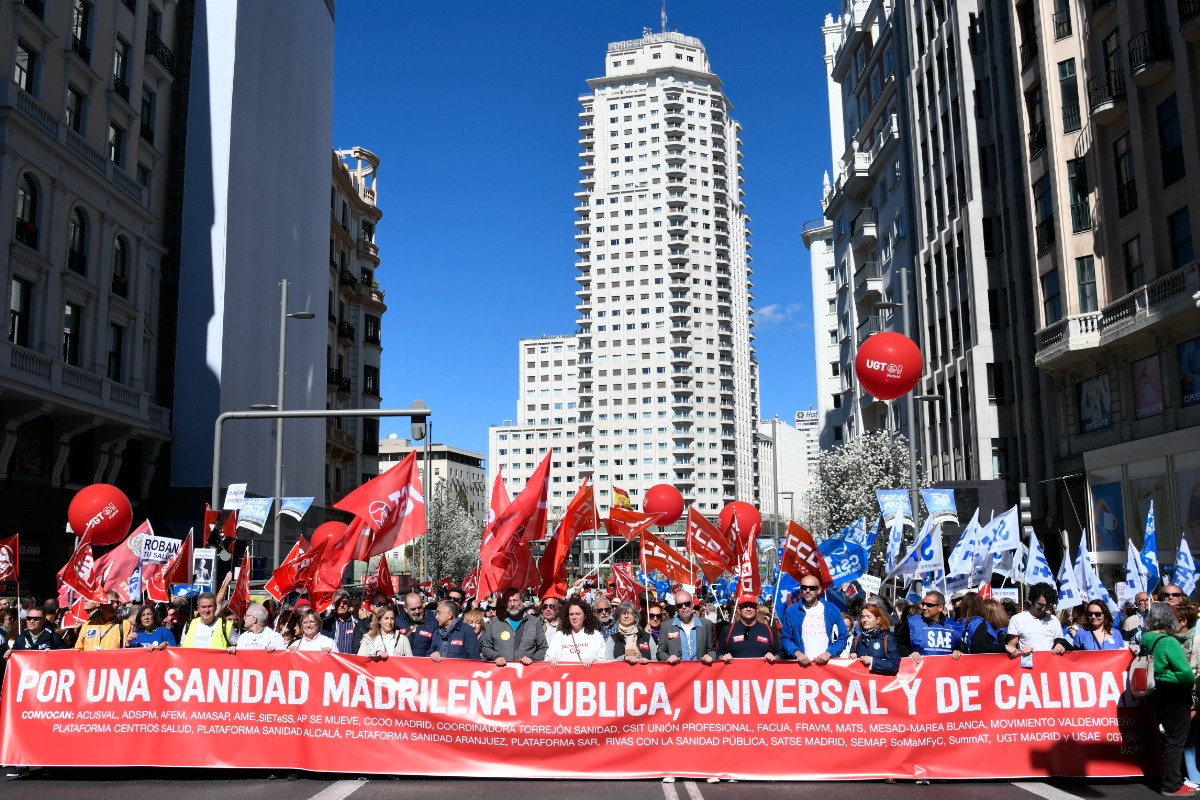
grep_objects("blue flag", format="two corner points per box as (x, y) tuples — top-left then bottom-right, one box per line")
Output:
(819, 518), (870, 588)
(1023, 531), (1056, 586)
(1176, 536), (1197, 597)
(1139, 500), (1160, 593)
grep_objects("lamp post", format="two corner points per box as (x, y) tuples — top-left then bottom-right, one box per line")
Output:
(260, 279), (314, 569)
(779, 490), (795, 526)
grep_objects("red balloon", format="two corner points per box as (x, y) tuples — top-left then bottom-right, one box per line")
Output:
(310, 521), (348, 551)
(642, 484), (685, 526)
(67, 484), (133, 546)
(854, 332), (923, 401)
(719, 501), (762, 538)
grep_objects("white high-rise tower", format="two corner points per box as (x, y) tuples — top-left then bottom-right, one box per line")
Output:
(573, 31), (759, 515)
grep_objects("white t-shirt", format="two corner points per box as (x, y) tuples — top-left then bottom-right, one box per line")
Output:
(1008, 610), (1063, 651)
(546, 629), (611, 663)
(801, 601), (831, 656)
(236, 628), (286, 651)
(291, 633), (336, 652)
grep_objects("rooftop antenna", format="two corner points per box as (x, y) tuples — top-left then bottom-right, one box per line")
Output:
(661, 0), (667, 33)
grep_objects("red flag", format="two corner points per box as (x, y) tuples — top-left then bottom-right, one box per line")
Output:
(604, 507), (661, 541)
(612, 486), (631, 509)
(610, 562), (641, 606)
(162, 530), (195, 587)
(729, 515), (762, 599)
(61, 533), (105, 601)
(685, 507), (734, 581)
(202, 505), (219, 547)
(461, 568), (479, 599)
(60, 595), (91, 629)
(0, 534), (19, 584)
(336, 451), (427, 560)
(375, 555), (395, 598)
(265, 537), (324, 601)
(95, 521), (150, 603)
(779, 520), (834, 588)
(537, 479), (596, 600)
(311, 518), (365, 613)
(144, 562), (168, 603)
(228, 549), (252, 619)
(978, 583), (993, 599)
(477, 452), (551, 599)
(641, 529), (694, 585)
(221, 510), (239, 544)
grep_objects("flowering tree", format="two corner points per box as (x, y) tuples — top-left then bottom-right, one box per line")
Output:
(802, 430), (921, 538)
(422, 482), (481, 584)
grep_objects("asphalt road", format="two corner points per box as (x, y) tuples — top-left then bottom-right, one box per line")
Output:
(0, 770), (1173, 800)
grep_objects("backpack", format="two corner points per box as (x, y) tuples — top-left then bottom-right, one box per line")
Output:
(1128, 636), (1164, 698)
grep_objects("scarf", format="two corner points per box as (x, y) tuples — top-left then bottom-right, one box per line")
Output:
(618, 621), (641, 659)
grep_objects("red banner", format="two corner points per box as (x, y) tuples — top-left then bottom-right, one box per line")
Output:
(0, 650), (1152, 780)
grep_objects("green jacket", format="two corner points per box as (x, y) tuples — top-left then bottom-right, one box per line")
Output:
(1143, 631), (1196, 687)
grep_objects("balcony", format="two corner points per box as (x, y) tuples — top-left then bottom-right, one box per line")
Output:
(14, 220), (37, 249)
(1087, 70), (1127, 124)
(1035, 261), (1200, 368)
(145, 33), (175, 77)
(1027, 122), (1046, 159)
(1053, 9), (1072, 39)
(1183, 0), (1200, 41)
(339, 269), (358, 289)
(327, 368), (341, 387)
(338, 321), (356, 342)
(18, 0), (44, 17)
(851, 207), (877, 251)
(1128, 28), (1173, 85)
(1020, 39), (1039, 71)
(853, 260), (884, 303)
(856, 314), (884, 345)
(1035, 217), (1056, 254)
(113, 77), (130, 102)
(71, 36), (91, 65)
(1070, 201), (1093, 233)
(841, 150), (873, 200)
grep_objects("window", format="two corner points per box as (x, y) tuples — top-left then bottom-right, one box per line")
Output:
(71, 0), (92, 63)
(1168, 208), (1194, 270)
(108, 123), (124, 167)
(67, 208), (88, 274)
(9, 277), (32, 347)
(1158, 95), (1184, 185)
(107, 324), (125, 382)
(1025, 90), (1045, 158)
(65, 86), (85, 134)
(363, 365), (380, 396)
(63, 303), (83, 366)
(113, 40), (130, 100)
(112, 237), (129, 297)
(1114, 133), (1137, 216)
(1076, 256), (1097, 313)
(1058, 60), (1080, 132)
(1033, 176), (1054, 253)
(361, 419), (379, 457)
(1123, 236), (1145, 290)
(15, 174), (38, 248)
(140, 87), (156, 143)
(1052, 0), (1072, 38)
(364, 314), (381, 345)
(1067, 159), (1091, 232)
(14, 41), (36, 95)
(1041, 269), (1062, 325)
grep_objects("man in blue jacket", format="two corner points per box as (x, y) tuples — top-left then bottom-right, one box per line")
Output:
(896, 590), (963, 663)
(427, 600), (481, 661)
(781, 578), (848, 666)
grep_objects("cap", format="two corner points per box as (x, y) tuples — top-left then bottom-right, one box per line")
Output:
(737, 594), (759, 607)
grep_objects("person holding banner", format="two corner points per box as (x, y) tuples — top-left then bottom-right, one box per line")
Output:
(611, 601), (654, 664)
(357, 605), (412, 659)
(481, 589), (547, 667)
(75, 592), (133, 651)
(657, 591), (717, 665)
(290, 610), (336, 652)
(547, 598), (610, 667)
(957, 594), (1010, 655)
(127, 605), (177, 649)
(427, 601), (481, 662)
(236, 604), (287, 652)
(6, 607), (66, 654)
(781, 579), (848, 667)
(896, 591), (964, 663)
(851, 603), (900, 675)
(1071, 601), (1124, 651)
(717, 596), (782, 663)
(1006, 584), (1068, 656)
(181, 592), (235, 652)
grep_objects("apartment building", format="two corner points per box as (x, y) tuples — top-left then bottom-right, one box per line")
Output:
(1, 0), (178, 592)
(1014, 0), (1200, 561)
(573, 30), (761, 518)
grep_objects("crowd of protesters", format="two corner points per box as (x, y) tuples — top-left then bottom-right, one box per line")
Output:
(2, 581), (1200, 792)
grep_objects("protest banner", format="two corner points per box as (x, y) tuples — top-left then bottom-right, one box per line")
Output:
(1, 650), (1152, 780)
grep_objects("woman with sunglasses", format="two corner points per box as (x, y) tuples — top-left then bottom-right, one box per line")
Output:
(1070, 600), (1124, 650)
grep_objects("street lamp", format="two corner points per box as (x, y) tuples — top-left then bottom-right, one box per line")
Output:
(265, 279), (314, 569)
(779, 490), (795, 526)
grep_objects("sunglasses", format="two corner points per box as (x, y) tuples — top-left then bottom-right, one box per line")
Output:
(920, 602), (943, 608)
(1087, 611), (1105, 617)
(648, 613), (663, 619)
(26, 616), (44, 621)
(1164, 593), (1184, 598)
(800, 585), (821, 592)
(596, 608), (612, 613)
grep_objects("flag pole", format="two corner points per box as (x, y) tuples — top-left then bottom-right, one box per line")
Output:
(641, 540), (651, 612)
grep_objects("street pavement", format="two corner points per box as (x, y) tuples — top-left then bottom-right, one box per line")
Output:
(0, 770), (1176, 800)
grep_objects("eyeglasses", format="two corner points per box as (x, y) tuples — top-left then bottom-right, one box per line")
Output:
(648, 613), (663, 619)
(543, 605), (559, 611)
(1164, 592), (1184, 598)
(596, 607), (612, 613)
(800, 585), (821, 592)
(920, 602), (943, 608)
(26, 616), (44, 621)
(337, 600), (351, 606)
(1087, 611), (1105, 617)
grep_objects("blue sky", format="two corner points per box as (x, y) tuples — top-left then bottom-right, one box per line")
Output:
(333, 2), (836, 456)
